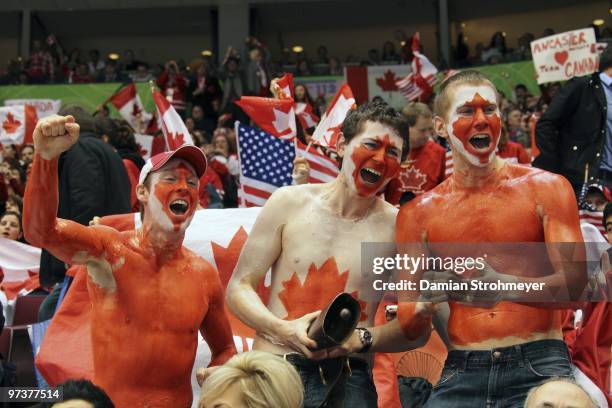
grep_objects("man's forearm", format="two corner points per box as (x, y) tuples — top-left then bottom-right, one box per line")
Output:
(23, 155), (60, 247)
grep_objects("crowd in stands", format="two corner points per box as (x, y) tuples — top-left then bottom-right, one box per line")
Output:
(2, 24), (611, 87)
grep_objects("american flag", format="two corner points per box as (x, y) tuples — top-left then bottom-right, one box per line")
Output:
(396, 74), (437, 102)
(579, 207), (605, 236)
(397, 69), (460, 102)
(236, 122), (339, 207)
(577, 181), (605, 236)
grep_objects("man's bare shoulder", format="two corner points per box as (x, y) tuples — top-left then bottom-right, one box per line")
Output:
(182, 248), (219, 278)
(264, 183), (323, 209)
(507, 164), (573, 194)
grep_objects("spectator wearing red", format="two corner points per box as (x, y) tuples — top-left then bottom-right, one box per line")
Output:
(157, 60), (187, 117)
(27, 40), (54, 83)
(498, 125), (531, 165)
(199, 166), (225, 209)
(386, 102), (445, 206)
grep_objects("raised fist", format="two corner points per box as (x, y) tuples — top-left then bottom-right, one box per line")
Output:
(33, 115), (80, 160)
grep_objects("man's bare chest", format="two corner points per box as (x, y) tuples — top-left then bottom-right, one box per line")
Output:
(425, 191), (542, 242)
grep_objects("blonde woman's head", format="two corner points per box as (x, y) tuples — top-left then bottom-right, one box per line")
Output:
(198, 351), (303, 408)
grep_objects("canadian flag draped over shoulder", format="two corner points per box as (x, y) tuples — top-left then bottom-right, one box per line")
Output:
(0, 105), (38, 145)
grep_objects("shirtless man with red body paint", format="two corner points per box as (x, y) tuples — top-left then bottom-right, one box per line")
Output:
(394, 71), (586, 408)
(226, 102), (430, 408)
(23, 115), (236, 408)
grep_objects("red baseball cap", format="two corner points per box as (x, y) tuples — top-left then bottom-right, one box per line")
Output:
(138, 144), (207, 185)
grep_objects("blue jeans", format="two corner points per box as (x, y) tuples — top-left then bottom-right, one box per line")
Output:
(284, 354), (377, 408)
(425, 339), (574, 408)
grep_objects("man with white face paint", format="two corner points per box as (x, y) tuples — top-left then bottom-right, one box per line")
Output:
(23, 115), (236, 408)
(390, 71), (587, 407)
(227, 102), (429, 407)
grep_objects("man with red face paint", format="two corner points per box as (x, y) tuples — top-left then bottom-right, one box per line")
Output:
(22, 115), (236, 408)
(226, 102), (430, 407)
(392, 70), (587, 407)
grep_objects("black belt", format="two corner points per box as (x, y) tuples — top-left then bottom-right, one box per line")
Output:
(281, 353), (369, 371)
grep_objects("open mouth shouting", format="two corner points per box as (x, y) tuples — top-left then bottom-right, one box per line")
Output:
(360, 167), (382, 184)
(468, 134), (492, 151)
(169, 199), (190, 215)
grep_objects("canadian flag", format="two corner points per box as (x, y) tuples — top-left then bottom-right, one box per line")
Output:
(0, 105), (37, 145)
(275, 73), (319, 130)
(152, 88), (194, 150)
(109, 83), (152, 133)
(295, 102), (319, 129)
(234, 97), (296, 140)
(311, 84), (356, 149)
(0, 236), (41, 324)
(395, 32), (439, 102)
(276, 73), (294, 99)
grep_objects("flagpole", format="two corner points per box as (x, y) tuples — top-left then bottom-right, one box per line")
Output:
(235, 120), (247, 207)
(305, 140), (314, 154)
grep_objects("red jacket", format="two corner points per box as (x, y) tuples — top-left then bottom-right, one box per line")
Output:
(385, 140), (446, 205)
(498, 141), (531, 165)
(199, 167), (225, 208)
(156, 71), (187, 112)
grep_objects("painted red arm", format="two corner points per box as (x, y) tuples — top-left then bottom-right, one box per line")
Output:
(23, 154), (112, 265)
(200, 272), (237, 366)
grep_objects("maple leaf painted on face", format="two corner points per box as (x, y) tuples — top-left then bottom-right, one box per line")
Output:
(399, 166), (427, 193)
(278, 257), (367, 321)
(167, 131), (185, 149)
(2, 113), (21, 134)
(376, 70), (399, 92)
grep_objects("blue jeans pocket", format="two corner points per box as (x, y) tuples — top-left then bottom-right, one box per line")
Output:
(525, 354), (573, 378)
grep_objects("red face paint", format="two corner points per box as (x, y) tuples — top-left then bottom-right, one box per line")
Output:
(152, 163), (198, 231)
(350, 134), (401, 197)
(450, 92), (501, 165)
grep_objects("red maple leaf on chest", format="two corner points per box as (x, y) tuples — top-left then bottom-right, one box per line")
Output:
(2, 113), (21, 134)
(167, 131), (185, 149)
(376, 70), (399, 92)
(399, 166), (427, 192)
(278, 257), (367, 321)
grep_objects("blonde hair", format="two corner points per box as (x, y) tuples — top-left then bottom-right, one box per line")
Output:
(198, 351), (303, 408)
(401, 102), (432, 126)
